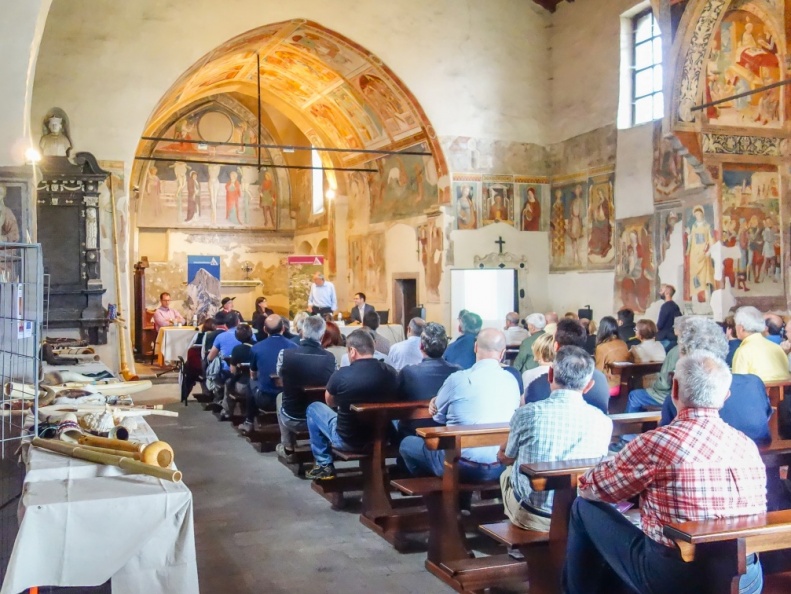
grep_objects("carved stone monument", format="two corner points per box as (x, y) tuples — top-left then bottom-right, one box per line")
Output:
(36, 152), (109, 344)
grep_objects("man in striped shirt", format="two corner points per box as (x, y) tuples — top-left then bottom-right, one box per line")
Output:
(563, 350), (766, 594)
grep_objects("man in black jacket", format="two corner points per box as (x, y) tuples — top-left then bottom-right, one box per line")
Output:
(276, 315), (337, 457)
(349, 292), (375, 324)
(656, 284), (682, 350)
(617, 308), (640, 348)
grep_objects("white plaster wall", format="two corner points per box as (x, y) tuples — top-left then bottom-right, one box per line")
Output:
(550, 0), (641, 144)
(0, 0), (51, 165)
(614, 123), (654, 219)
(32, 0), (551, 168)
(547, 271), (616, 320)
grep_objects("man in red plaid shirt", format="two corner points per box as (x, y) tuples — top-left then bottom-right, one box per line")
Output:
(563, 350), (766, 594)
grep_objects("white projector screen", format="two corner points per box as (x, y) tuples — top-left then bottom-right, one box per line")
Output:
(450, 269), (517, 338)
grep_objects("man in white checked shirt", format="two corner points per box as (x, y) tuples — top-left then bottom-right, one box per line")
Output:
(497, 346), (612, 531)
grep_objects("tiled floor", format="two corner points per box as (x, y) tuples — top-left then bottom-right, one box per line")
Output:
(148, 391), (454, 594)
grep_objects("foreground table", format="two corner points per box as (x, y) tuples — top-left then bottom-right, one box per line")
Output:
(0, 418), (199, 594)
(155, 326), (198, 366)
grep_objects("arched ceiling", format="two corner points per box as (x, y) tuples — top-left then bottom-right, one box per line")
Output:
(144, 19), (447, 177)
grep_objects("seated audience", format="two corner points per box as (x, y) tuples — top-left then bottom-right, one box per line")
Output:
(630, 319), (665, 364)
(202, 311), (228, 362)
(656, 284), (681, 350)
(282, 318), (299, 342)
(594, 316), (630, 396)
(443, 310), (482, 370)
(305, 330), (398, 480)
(340, 328), (387, 366)
(321, 320), (347, 367)
(564, 311), (579, 320)
(525, 319), (610, 414)
(208, 312), (251, 365)
(400, 328), (520, 483)
(251, 296), (274, 340)
(363, 310), (391, 355)
(499, 346), (612, 531)
(238, 315), (297, 433)
(616, 308), (639, 347)
(220, 324), (255, 420)
(513, 313), (547, 373)
(722, 314), (741, 367)
(543, 311), (559, 336)
(153, 292), (185, 332)
(397, 322), (460, 436)
(191, 318), (215, 348)
(520, 333), (555, 403)
(386, 317), (426, 371)
(764, 312), (784, 345)
(732, 305), (790, 381)
(276, 315), (337, 456)
(563, 351), (766, 594)
(659, 317), (771, 445)
(349, 292), (375, 324)
(504, 312), (529, 346)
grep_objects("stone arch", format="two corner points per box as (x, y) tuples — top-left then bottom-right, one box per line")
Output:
(296, 240), (313, 255)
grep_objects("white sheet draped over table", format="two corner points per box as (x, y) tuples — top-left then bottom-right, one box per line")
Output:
(0, 418), (199, 594)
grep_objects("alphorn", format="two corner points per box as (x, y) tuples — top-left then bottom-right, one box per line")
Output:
(51, 346), (96, 355)
(76, 435), (175, 468)
(40, 403), (178, 418)
(5, 379), (152, 399)
(31, 438), (181, 482)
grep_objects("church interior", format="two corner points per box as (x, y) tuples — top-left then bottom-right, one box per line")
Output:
(2, 0), (791, 592)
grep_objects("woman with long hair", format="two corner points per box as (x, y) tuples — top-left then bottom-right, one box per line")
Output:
(595, 316), (630, 396)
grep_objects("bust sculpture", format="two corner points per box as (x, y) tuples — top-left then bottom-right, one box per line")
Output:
(40, 110), (73, 157)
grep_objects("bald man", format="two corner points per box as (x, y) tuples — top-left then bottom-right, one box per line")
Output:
(399, 328), (521, 483)
(764, 312), (784, 345)
(544, 311), (559, 336)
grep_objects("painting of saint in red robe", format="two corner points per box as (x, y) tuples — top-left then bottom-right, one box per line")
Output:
(225, 170), (242, 225)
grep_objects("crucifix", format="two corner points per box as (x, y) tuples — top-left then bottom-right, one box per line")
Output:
(495, 236), (506, 254)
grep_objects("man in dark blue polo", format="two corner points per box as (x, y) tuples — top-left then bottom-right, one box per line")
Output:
(397, 322), (459, 436)
(239, 314), (297, 433)
(443, 311), (481, 370)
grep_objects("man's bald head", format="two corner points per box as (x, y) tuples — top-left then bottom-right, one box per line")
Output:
(764, 313), (784, 337)
(264, 314), (284, 335)
(475, 328), (506, 361)
(545, 311), (559, 324)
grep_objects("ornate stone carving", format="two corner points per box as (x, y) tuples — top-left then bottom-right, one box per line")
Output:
(677, 0), (728, 123)
(473, 251), (533, 314)
(701, 134), (782, 156)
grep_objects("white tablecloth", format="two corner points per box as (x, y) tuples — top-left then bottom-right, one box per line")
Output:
(339, 324), (405, 344)
(155, 327), (198, 365)
(0, 419), (199, 594)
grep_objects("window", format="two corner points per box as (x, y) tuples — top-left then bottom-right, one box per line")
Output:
(311, 148), (324, 215)
(632, 9), (663, 125)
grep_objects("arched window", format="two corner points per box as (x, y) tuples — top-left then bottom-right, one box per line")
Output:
(311, 148), (324, 215)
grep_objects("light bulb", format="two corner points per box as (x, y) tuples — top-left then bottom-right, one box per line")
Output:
(25, 147), (41, 163)
(325, 188), (336, 200)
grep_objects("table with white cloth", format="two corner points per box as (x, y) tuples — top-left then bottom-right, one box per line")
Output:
(154, 326), (198, 366)
(339, 324), (405, 344)
(0, 418), (199, 594)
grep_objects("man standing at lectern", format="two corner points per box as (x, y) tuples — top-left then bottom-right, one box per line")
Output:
(308, 272), (337, 316)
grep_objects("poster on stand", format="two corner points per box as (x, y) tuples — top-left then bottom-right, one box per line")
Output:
(287, 256), (325, 318)
(186, 256), (221, 323)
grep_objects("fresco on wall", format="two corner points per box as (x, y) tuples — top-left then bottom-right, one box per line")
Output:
(515, 181), (548, 232)
(349, 233), (387, 302)
(705, 8), (783, 128)
(370, 142), (438, 223)
(353, 69), (420, 138)
(452, 180), (481, 230)
(683, 203), (718, 303)
(657, 208), (683, 266)
(720, 167), (781, 297)
(587, 173), (616, 269)
(293, 169), (327, 230)
(482, 176), (515, 226)
(550, 181), (588, 271)
(614, 216), (656, 314)
(653, 124), (684, 200)
(418, 219), (443, 303)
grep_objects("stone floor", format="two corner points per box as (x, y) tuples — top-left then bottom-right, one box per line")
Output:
(147, 390), (454, 594)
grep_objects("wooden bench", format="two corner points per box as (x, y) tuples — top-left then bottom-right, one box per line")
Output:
(390, 423), (522, 593)
(663, 510), (791, 594)
(764, 378), (791, 409)
(349, 401), (434, 549)
(608, 411), (661, 437)
(245, 385), (325, 453)
(608, 361), (664, 412)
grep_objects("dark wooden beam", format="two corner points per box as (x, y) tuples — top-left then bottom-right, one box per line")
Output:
(531, 0), (574, 13)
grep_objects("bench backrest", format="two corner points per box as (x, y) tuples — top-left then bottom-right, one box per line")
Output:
(416, 423), (511, 451)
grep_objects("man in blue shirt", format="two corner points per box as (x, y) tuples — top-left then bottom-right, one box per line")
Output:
(307, 272), (337, 316)
(400, 328), (520, 483)
(443, 311), (481, 370)
(239, 315), (296, 432)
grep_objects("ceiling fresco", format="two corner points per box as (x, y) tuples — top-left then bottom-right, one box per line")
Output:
(145, 19), (447, 185)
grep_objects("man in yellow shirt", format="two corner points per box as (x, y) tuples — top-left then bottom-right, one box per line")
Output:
(732, 306), (790, 381)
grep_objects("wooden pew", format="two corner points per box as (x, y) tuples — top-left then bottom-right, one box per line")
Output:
(245, 385), (325, 453)
(609, 410), (661, 437)
(663, 511), (791, 594)
(390, 423), (533, 593)
(764, 378), (791, 409)
(348, 401), (434, 549)
(608, 361), (664, 413)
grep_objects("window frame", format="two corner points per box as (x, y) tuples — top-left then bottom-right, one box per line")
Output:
(311, 147), (325, 215)
(631, 7), (663, 126)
